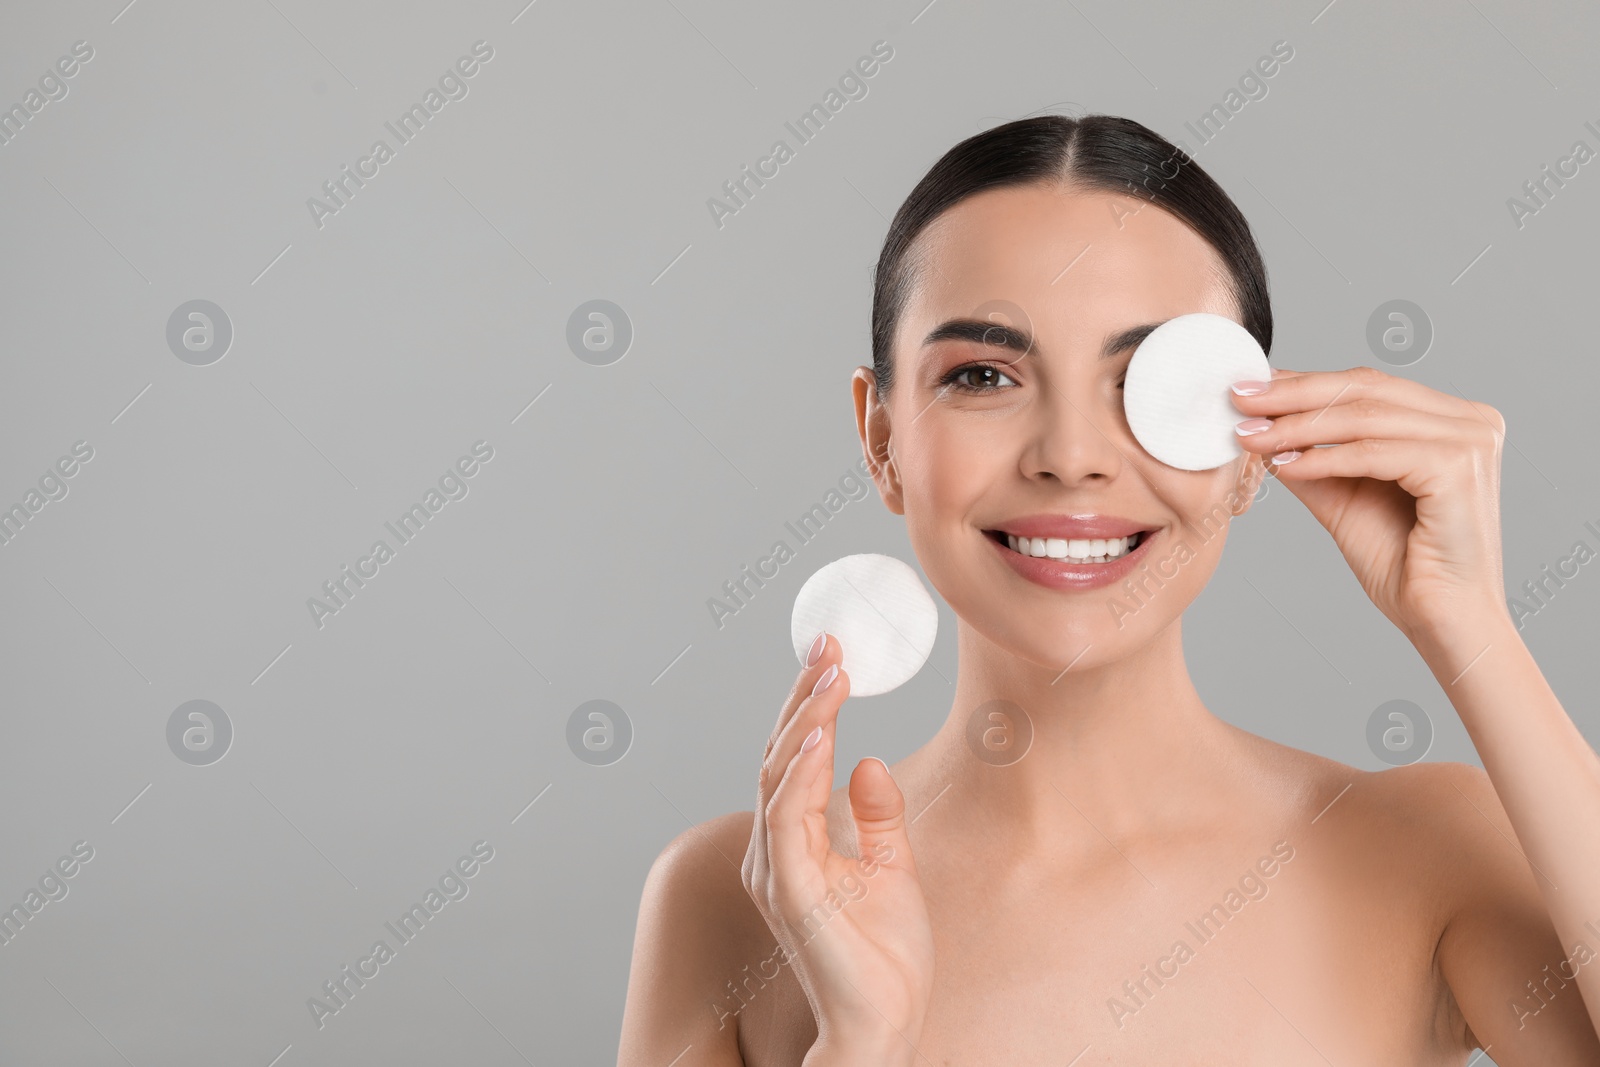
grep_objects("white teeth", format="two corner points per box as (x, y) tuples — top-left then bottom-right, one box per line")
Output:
(1004, 532), (1141, 563)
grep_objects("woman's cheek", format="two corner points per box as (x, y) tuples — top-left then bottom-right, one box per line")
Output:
(1179, 468), (1251, 539)
(905, 412), (1005, 499)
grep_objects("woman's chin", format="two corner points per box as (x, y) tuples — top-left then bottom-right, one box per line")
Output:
(966, 610), (1152, 678)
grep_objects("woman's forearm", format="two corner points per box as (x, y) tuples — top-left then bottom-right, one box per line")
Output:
(1409, 608), (1600, 1037)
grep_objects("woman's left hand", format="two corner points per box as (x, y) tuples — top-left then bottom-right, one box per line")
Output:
(1229, 365), (1514, 642)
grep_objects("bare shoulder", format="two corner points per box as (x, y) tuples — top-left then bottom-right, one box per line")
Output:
(1359, 761), (1600, 1058)
(1351, 758), (1546, 916)
(617, 810), (769, 1066)
(653, 809), (760, 897)
(1227, 729), (1510, 901)
(1229, 726), (1499, 856)
(1342, 759), (1514, 875)
(1233, 723), (1536, 892)
(642, 808), (771, 960)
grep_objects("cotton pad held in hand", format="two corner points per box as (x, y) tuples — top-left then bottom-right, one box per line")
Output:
(790, 553), (937, 697)
(1123, 312), (1270, 471)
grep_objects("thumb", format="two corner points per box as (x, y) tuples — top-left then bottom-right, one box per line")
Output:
(846, 757), (920, 879)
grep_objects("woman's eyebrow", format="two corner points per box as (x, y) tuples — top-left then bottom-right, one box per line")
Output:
(1100, 320), (1169, 360)
(919, 318), (1172, 361)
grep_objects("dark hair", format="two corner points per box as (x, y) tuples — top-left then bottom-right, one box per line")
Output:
(870, 113), (1272, 398)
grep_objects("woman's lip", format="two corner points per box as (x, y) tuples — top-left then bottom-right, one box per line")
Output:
(985, 527), (1160, 592)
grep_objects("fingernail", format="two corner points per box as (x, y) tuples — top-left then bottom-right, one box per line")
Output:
(806, 630), (827, 667)
(811, 663), (839, 696)
(1231, 380), (1271, 395)
(1272, 450), (1301, 464)
(1235, 418), (1273, 436)
(801, 724), (823, 752)
(867, 756), (889, 773)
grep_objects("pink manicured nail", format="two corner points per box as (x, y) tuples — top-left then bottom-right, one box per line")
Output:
(1272, 450), (1301, 464)
(801, 725), (823, 752)
(806, 630), (827, 667)
(811, 663), (839, 696)
(1231, 380), (1271, 395)
(1235, 418), (1273, 436)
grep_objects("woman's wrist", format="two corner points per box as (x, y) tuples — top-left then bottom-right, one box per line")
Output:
(1401, 599), (1518, 666)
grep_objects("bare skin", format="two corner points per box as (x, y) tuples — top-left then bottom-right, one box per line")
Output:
(617, 182), (1600, 1065)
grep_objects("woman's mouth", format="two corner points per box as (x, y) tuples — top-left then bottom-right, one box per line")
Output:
(984, 529), (1146, 565)
(980, 525), (1161, 591)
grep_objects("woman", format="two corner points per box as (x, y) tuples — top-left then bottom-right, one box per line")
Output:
(617, 114), (1600, 1064)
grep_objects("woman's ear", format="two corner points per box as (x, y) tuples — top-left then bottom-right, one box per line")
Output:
(1230, 450), (1268, 516)
(853, 367), (904, 515)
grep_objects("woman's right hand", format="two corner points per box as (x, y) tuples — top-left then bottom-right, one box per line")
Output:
(741, 632), (936, 1064)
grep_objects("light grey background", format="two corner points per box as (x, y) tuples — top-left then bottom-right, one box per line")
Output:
(1, 0), (1596, 1063)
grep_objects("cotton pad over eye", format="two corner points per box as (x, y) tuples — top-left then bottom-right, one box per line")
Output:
(790, 553), (937, 697)
(1123, 312), (1271, 471)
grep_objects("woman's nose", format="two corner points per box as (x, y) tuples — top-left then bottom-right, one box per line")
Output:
(1018, 381), (1127, 484)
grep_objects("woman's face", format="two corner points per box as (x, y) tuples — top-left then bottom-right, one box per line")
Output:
(854, 182), (1267, 673)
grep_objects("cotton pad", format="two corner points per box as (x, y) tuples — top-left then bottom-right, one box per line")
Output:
(1123, 312), (1271, 471)
(790, 553), (937, 697)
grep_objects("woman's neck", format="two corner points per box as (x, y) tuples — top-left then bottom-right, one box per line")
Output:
(915, 617), (1248, 860)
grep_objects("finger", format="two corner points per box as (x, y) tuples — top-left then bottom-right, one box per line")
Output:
(846, 757), (922, 885)
(764, 632), (842, 763)
(1231, 365), (1468, 421)
(1233, 398), (1479, 456)
(755, 635), (843, 868)
(754, 654), (850, 891)
(765, 674), (852, 915)
(767, 661), (851, 799)
(1269, 437), (1471, 498)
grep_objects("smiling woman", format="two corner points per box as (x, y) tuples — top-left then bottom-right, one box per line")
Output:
(617, 113), (1600, 1066)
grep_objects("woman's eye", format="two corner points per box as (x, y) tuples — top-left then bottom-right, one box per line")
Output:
(940, 362), (1018, 392)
